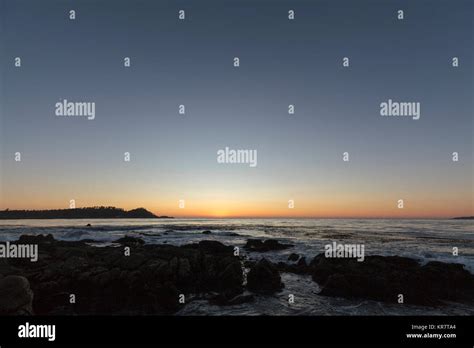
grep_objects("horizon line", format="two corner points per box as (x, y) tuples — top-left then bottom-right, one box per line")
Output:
(1, 207), (472, 220)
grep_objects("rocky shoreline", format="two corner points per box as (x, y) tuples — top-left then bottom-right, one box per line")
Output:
(0, 235), (473, 315)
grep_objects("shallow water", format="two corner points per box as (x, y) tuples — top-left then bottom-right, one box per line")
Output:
(1, 218), (473, 315)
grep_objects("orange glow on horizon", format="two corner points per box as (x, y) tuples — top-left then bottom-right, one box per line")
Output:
(1, 188), (471, 219)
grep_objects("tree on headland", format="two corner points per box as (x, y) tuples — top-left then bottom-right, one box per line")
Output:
(0, 206), (173, 219)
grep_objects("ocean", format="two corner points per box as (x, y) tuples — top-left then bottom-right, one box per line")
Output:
(1, 218), (473, 315)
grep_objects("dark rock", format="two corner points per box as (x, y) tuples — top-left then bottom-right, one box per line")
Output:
(115, 236), (145, 246)
(184, 240), (234, 255)
(277, 257), (308, 275)
(202, 230), (212, 235)
(155, 282), (179, 312)
(247, 258), (283, 294)
(32, 281), (62, 313)
(62, 256), (89, 272)
(288, 253), (300, 261)
(81, 238), (102, 243)
(86, 224), (91, 227)
(297, 257), (307, 268)
(244, 239), (293, 252)
(0, 234), (246, 315)
(93, 268), (121, 287)
(18, 234), (55, 244)
(243, 260), (255, 268)
(310, 254), (474, 306)
(114, 253), (147, 270)
(0, 275), (34, 315)
(218, 258), (244, 290)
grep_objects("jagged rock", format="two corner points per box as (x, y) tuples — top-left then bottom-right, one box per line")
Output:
(247, 258), (283, 293)
(310, 254), (474, 306)
(0, 235), (245, 315)
(18, 234), (55, 244)
(115, 253), (147, 270)
(297, 257), (307, 268)
(227, 232), (240, 237)
(0, 275), (34, 315)
(277, 255), (309, 275)
(244, 239), (293, 252)
(288, 253), (300, 261)
(218, 258), (244, 290)
(62, 256), (89, 271)
(184, 240), (233, 255)
(155, 282), (179, 312)
(115, 236), (145, 246)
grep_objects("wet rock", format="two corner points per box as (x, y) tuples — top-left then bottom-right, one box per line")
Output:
(277, 257), (309, 275)
(176, 257), (192, 280)
(288, 253), (300, 261)
(0, 275), (34, 315)
(247, 258), (283, 294)
(32, 281), (62, 314)
(184, 240), (234, 255)
(61, 256), (89, 272)
(218, 258), (244, 290)
(114, 253), (147, 270)
(93, 268), (121, 287)
(244, 239), (293, 252)
(81, 238), (103, 243)
(202, 230), (212, 235)
(18, 234), (55, 244)
(310, 254), (474, 306)
(1, 234), (247, 315)
(297, 257), (307, 268)
(115, 236), (145, 246)
(155, 282), (180, 312)
(243, 260), (255, 268)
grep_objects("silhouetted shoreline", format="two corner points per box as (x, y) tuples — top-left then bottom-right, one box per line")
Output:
(453, 216), (474, 220)
(1, 234), (473, 315)
(0, 207), (173, 219)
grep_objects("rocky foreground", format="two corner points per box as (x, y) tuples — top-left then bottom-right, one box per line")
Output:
(0, 235), (473, 315)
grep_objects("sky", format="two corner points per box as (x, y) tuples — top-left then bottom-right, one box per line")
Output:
(0, 0), (472, 218)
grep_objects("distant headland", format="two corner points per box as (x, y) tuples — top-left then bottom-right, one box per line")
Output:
(452, 216), (474, 220)
(0, 207), (173, 219)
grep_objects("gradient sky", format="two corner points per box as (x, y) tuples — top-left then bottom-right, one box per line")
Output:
(1, 0), (472, 218)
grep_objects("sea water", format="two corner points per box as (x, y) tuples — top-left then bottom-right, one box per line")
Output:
(0, 218), (472, 315)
